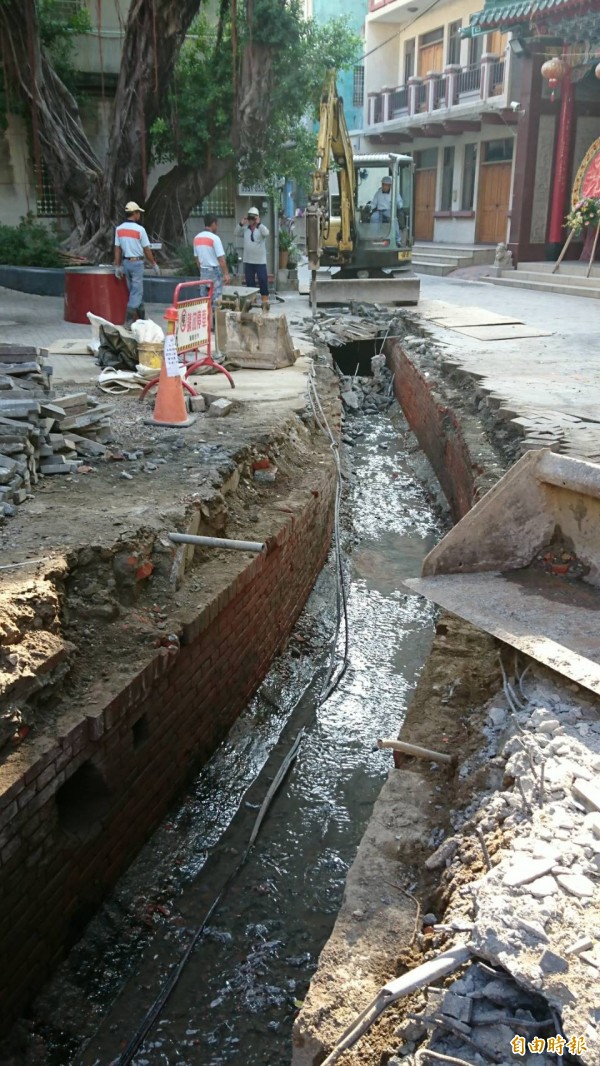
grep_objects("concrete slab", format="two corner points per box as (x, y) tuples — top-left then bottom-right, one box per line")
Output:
(188, 356), (313, 412)
(415, 274), (600, 462)
(47, 339), (91, 355)
(429, 308), (523, 327)
(447, 324), (553, 340)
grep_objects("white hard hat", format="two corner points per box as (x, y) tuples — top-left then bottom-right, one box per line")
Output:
(381, 176), (392, 185)
(125, 201), (145, 213)
(247, 207), (260, 216)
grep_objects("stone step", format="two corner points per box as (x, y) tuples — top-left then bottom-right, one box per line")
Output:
(413, 260), (457, 276)
(413, 244), (496, 266)
(511, 269), (600, 289)
(485, 276), (600, 300)
(412, 254), (473, 269)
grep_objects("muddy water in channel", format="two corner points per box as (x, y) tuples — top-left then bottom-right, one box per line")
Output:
(35, 408), (442, 1066)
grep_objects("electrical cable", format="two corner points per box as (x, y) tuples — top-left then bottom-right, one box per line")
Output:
(115, 724), (308, 1066)
(113, 360), (350, 1065)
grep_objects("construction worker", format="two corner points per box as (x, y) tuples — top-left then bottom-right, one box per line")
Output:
(113, 201), (160, 326)
(369, 176), (403, 223)
(236, 207), (270, 312)
(193, 214), (231, 314)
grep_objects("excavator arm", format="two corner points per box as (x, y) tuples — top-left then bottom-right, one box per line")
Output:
(306, 71), (356, 283)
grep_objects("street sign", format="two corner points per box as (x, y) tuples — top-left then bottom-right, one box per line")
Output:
(176, 296), (210, 355)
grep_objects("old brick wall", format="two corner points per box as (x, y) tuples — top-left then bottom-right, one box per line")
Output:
(0, 464), (336, 1033)
(387, 341), (482, 522)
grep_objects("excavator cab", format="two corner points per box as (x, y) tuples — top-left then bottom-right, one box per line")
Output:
(353, 155), (413, 268)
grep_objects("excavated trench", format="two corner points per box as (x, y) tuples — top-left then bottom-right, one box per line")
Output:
(8, 357), (446, 1065)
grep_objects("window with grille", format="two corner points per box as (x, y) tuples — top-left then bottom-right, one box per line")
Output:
(194, 174), (236, 217)
(441, 146), (455, 211)
(447, 21), (462, 66)
(353, 66), (365, 108)
(461, 143), (477, 210)
(36, 162), (66, 217)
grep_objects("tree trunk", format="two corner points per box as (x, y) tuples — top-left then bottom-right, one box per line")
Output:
(144, 34), (275, 247)
(0, 0), (279, 261)
(0, 0), (102, 238)
(145, 159), (236, 248)
(78, 0), (203, 260)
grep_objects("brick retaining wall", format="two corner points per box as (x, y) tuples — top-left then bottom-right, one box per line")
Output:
(387, 340), (487, 521)
(0, 465), (336, 1033)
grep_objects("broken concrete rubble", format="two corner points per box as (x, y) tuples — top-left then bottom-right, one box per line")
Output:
(0, 346), (119, 520)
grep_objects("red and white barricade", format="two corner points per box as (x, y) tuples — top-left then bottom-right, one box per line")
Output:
(139, 280), (234, 401)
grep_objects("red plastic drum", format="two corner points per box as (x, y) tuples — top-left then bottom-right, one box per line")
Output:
(64, 266), (129, 324)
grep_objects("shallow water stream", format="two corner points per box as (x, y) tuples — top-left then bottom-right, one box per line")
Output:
(31, 406), (441, 1066)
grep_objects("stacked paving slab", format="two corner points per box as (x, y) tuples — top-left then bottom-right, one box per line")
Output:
(0, 344), (113, 519)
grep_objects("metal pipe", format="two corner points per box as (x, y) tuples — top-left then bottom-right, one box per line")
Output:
(168, 532), (265, 553)
(377, 738), (454, 765)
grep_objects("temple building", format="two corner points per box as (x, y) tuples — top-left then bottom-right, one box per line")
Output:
(464, 0), (600, 263)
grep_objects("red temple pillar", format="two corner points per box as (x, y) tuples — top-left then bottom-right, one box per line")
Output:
(548, 66), (575, 254)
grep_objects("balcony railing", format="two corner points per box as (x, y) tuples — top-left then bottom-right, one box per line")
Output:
(391, 86), (408, 115)
(490, 58), (505, 97)
(458, 62), (481, 96)
(433, 76), (447, 109)
(367, 54), (506, 127)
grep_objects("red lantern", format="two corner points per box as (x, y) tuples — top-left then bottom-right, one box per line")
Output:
(595, 60), (600, 80)
(541, 56), (567, 101)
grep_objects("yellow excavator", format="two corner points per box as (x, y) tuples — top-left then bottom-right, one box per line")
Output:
(306, 72), (420, 308)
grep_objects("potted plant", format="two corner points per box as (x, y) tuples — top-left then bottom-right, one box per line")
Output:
(278, 228), (294, 269)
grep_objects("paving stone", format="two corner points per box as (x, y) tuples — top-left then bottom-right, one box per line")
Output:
(441, 992), (473, 1024)
(503, 857), (555, 887)
(584, 812), (600, 839)
(208, 397), (233, 418)
(527, 875), (559, 898)
(565, 936), (593, 956)
(540, 949), (568, 974)
(573, 778), (600, 813)
(556, 873), (596, 898)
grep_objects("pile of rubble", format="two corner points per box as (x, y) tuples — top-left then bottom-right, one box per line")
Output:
(0, 344), (113, 518)
(339, 353), (396, 417)
(391, 672), (600, 1065)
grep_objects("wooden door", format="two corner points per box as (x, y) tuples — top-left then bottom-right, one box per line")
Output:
(486, 30), (507, 55)
(476, 162), (511, 243)
(414, 169), (436, 241)
(418, 41), (443, 75)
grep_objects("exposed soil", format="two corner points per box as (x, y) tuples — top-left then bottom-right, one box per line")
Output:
(0, 362), (339, 771)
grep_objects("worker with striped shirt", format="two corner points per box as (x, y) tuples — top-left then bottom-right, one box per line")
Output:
(113, 201), (160, 326)
(193, 214), (231, 316)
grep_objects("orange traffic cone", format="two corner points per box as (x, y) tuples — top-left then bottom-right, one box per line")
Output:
(148, 307), (195, 428)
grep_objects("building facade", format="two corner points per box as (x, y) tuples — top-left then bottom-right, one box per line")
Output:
(465, 0), (600, 263)
(362, 0), (521, 247)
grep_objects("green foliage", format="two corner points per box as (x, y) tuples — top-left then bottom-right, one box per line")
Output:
(225, 244), (239, 273)
(150, 7), (361, 194)
(36, 0), (92, 89)
(151, 13), (235, 168)
(278, 228), (295, 251)
(173, 242), (199, 276)
(0, 214), (64, 267)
